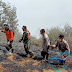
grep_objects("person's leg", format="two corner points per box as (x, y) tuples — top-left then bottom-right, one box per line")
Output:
(9, 41), (13, 52)
(46, 46), (49, 60)
(6, 46), (10, 51)
(24, 45), (33, 57)
(61, 50), (69, 58)
(9, 44), (14, 53)
(6, 40), (13, 52)
(9, 44), (12, 49)
(24, 45), (29, 55)
(5, 40), (13, 55)
(26, 43), (33, 56)
(46, 52), (49, 60)
(61, 53), (65, 64)
(41, 51), (46, 59)
(47, 46), (50, 50)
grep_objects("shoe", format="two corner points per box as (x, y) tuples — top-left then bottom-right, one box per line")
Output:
(9, 52), (13, 55)
(46, 58), (49, 62)
(9, 49), (14, 53)
(30, 54), (34, 58)
(5, 52), (13, 55)
(25, 54), (28, 57)
(42, 58), (45, 61)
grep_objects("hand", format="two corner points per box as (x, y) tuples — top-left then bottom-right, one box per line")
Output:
(0, 30), (2, 32)
(50, 45), (53, 48)
(7, 41), (10, 45)
(61, 54), (64, 58)
(25, 46), (28, 48)
(19, 40), (21, 42)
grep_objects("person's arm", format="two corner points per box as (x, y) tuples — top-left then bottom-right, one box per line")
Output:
(66, 43), (70, 53)
(19, 37), (23, 42)
(0, 30), (5, 33)
(19, 34), (24, 42)
(0, 30), (2, 32)
(50, 41), (58, 48)
(64, 41), (70, 53)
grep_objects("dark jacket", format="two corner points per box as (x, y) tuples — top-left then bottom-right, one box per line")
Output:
(20, 31), (30, 44)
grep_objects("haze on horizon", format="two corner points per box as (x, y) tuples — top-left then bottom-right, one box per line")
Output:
(2, 0), (72, 38)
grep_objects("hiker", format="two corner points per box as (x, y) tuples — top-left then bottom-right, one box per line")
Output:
(19, 26), (33, 57)
(40, 29), (50, 60)
(0, 24), (14, 55)
(50, 34), (70, 58)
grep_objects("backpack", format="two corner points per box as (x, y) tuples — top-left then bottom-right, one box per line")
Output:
(9, 29), (15, 37)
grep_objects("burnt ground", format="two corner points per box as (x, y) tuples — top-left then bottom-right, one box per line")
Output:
(0, 42), (72, 72)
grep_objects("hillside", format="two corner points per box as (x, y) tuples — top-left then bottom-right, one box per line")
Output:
(0, 42), (72, 72)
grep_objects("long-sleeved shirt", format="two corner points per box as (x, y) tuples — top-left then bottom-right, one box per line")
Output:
(53, 39), (70, 53)
(42, 33), (50, 51)
(20, 31), (30, 44)
(2, 30), (14, 41)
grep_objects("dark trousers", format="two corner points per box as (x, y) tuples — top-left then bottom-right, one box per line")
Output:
(6, 40), (13, 51)
(41, 46), (49, 59)
(24, 45), (33, 56)
(41, 51), (49, 59)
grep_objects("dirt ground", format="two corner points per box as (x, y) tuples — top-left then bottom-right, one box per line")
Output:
(0, 43), (72, 72)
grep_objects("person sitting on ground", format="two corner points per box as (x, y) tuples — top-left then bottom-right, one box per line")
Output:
(19, 26), (33, 57)
(40, 29), (50, 61)
(0, 24), (14, 55)
(50, 34), (70, 59)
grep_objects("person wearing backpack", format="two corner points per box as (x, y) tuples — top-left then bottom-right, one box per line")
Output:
(0, 24), (14, 55)
(19, 26), (34, 57)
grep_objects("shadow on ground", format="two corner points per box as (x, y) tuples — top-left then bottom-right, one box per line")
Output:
(0, 43), (72, 72)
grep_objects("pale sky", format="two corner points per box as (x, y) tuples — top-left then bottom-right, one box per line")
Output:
(2, 0), (72, 38)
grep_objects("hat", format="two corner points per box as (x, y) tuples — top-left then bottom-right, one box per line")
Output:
(58, 34), (64, 38)
(4, 24), (9, 27)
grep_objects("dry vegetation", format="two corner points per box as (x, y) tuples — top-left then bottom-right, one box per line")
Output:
(0, 1), (72, 54)
(31, 24), (72, 54)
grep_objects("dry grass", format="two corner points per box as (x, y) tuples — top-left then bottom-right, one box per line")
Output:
(31, 37), (42, 47)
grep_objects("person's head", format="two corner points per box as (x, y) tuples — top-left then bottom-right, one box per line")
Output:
(4, 24), (9, 31)
(58, 34), (64, 41)
(40, 29), (45, 35)
(22, 26), (27, 31)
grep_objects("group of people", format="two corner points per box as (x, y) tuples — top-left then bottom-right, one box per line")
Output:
(0, 24), (70, 61)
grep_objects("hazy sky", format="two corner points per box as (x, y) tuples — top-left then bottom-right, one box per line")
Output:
(2, 0), (72, 38)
